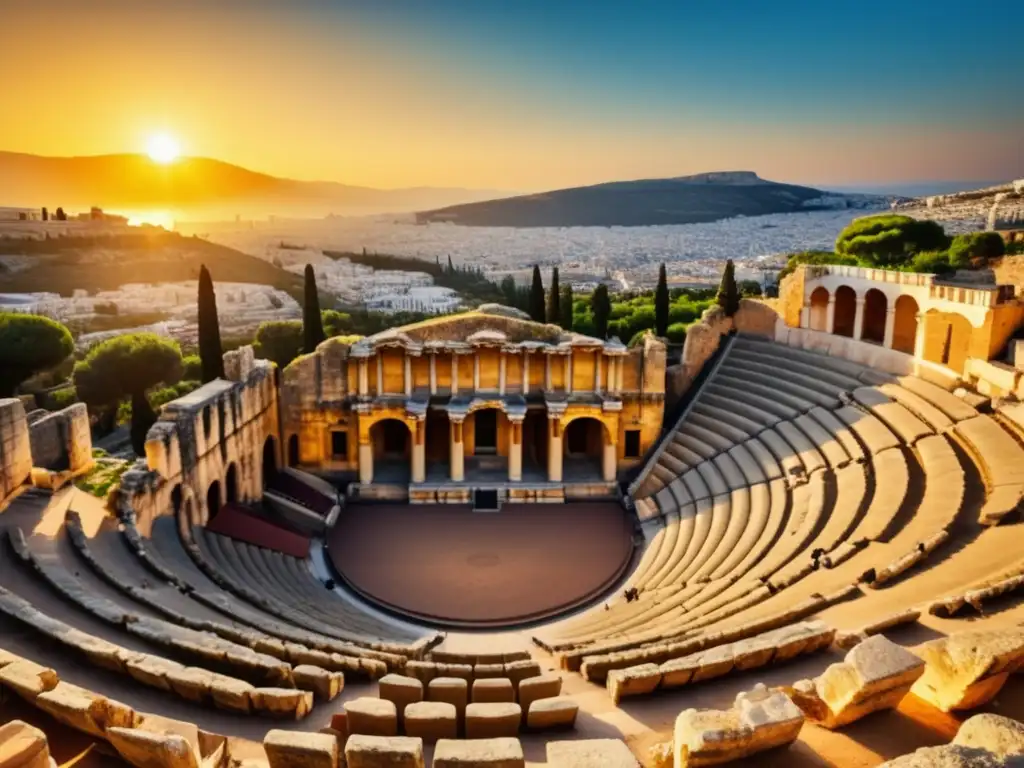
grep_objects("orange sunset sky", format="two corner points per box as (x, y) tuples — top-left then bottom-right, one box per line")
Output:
(2, 0), (1022, 192)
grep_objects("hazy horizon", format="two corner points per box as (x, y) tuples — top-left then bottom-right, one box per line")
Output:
(2, 0), (1021, 192)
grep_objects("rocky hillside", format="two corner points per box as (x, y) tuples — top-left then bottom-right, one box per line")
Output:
(416, 171), (891, 228)
(895, 179), (1024, 233)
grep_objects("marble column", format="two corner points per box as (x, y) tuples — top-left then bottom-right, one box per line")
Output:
(565, 354), (573, 394)
(594, 352), (602, 394)
(616, 357), (624, 392)
(544, 354), (552, 391)
(358, 440), (373, 484)
(508, 420), (522, 482)
(411, 420), (425, 483)
(451, 355), (459, 396)
(547, 417), (563, 482)
(913, 313), (926, 359)
(883, 307), (896, 349)
(498, 352), (506, 395)
(522, 351), (530, 393)
(602, 434), (617, 482)
(404, 355), (412, 397)
(450, 419), (465, 482)
(853, 297), (866, 341)
(429, 354), (437, 395)
(376, 355), (384, 395)
(825, 298), (837, 335)
(358, 359), (368, 396)
(473, 354), (480, 392)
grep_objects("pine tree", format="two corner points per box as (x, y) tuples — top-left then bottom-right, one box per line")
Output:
(546, 267), (561, 324)
(197, 265), (224, 382)
(655, 263), (669, 337)
(303, 264), (326, 353)
(591, 284), (611, 339)
(528, 266), (546, 322)
(716, 259), (740, 317)
(500, 275), (518, 306)
(558, 284), (573, 331)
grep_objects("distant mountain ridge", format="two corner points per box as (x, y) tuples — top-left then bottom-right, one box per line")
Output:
(416, 171), (892, 228)
(0, 151), (504, 217)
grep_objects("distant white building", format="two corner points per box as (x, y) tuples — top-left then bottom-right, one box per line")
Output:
(0, 207), (42, 222)
(365, 286), (461, 315)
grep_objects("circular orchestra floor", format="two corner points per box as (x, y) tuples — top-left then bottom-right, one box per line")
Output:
(326, 502), (636, 627)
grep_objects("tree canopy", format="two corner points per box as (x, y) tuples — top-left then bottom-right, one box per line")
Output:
(303, 264), (326, 353)
(0, 313), (73, 397)
(254, 320), (303, 368)
(547, 267), (561, 324)
(835, 215), (950, 267)
(655, 263), (669, 338)
(529, 266), (546, 323)
(197, 265), (224, 382)
(73, 333), (183, 455)
(716, 260), (740, 317)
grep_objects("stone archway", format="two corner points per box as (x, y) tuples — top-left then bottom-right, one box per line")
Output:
(262, 435), (278, 485)
(892, 295), (919, 354)
(369, 418), (412, 483)
(563, 417), (606, 481)
(833, 286), (857, 337)
(808, 287), (829, 332)
(425, 409), (450, 481)
(522, 409), (549, 479)
(862, 288), (888, 344)
(225, 463), (239, 505)
(206, 480), (222, 520)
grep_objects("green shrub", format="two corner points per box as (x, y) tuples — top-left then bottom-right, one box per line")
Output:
(908, 250), (954, 274)
(181, 355), (203, 381)
(835, 215), (950, 267)
(948, 232), (1006, 267)
(665, 322), (688, 343)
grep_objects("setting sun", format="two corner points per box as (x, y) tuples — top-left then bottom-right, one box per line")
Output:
(146, 133), (180, 164)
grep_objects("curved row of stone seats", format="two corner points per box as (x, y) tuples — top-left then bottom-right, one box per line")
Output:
(605, 620), (834, 703)
(62, 512), (363, 692)
(953, 413), (1024, 525)
(179, 523), (421, 660)
(129, 516), (403, 676)
(0, 591), (314, 721)
(10, 527), (294, 686)
(928, 563), (1024, 617)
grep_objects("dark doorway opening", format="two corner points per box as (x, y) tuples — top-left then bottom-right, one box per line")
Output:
(475, 410), (498, 454)
(474, 489), (499, 511)
(566, 420), (589, 455)
(381, 421), (408, 458)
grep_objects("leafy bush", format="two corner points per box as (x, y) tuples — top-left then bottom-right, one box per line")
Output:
(181, 355), (203, 381)
(778, 250), (856, 279)
(0, 312), (74, 397)
(665, 322), (688, 343)
(253, 320), (303, 368)
(835, 215), (950, 267)
(948, 232), (1006, 267)
(908, 250), (955, 275)
(47, 386), (79, 411)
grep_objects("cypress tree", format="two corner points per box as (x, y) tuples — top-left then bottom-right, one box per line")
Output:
(197, 265), (224, 382)
(591, 284), (611, 339)
(303, 264), (326, 353)
(528, 266), (546, 323)
(546, 267), (561, 324)
(447, 255), (454, 273)
(655, 263), (669, 337)
(716, 259), (741, 317)
(558, 283), (573, 331)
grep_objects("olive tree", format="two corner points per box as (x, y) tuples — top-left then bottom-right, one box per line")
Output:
(0, 313), (73, 397)
(73, 333), (183, 454)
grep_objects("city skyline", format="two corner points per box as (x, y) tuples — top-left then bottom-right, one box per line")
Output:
(2, 0), (1022, 192)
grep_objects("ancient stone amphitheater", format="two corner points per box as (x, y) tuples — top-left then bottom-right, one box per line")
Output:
(2, 267), (1024, 767)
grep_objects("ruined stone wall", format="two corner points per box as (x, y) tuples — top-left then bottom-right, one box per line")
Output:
(0, 399), (32, 502)
(26, 403), (92, 473)
(114, 345), (280, 535)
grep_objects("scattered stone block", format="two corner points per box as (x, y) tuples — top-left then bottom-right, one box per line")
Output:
(293, 664), (343, 701)
(473, 664), (504, 680)
(404, 701), (457, 742)
(465, 703), (522, 739)
(106, 726), (201, 768)
(502, 660), (541, 691)
(878, 744), (1005, 767)
(516, 675), (561, 724)
(673, 685), (804, 766)
(345, 697), (398, 737)
(607, 664), (662, 704)
(953, 714), (1024, 758)
(34, 681), (138, 738)
(251, 687), (314, 719)
(264, 729), (338, 768)
(0, 720), (53, 768)
(472, 678), (514, 704)
(526, 697), (578, 730)
(911, 628), (1024, 711)
(345, 735), (423, 768)
(378, 673), (424, 723)
(433, 737), (525, 768)
(546, 738), (640, 767)
(124, 654), (185, 692)
(428, 677), (469, 722)
(788, 635), (925, 728)
(208, 674), (254, 713)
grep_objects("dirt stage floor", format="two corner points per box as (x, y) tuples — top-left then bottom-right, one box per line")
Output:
(327, 502), (635, 626)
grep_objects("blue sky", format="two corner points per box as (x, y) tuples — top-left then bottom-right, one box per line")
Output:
(3, 0), (1022, 188)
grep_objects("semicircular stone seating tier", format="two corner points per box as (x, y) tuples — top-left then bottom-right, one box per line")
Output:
(535, 334), (1024, 680)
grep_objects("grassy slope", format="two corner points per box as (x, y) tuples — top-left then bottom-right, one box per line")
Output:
(0, 231), (305, 300)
